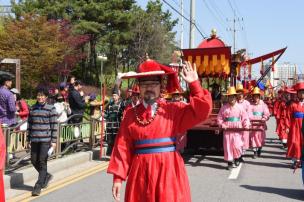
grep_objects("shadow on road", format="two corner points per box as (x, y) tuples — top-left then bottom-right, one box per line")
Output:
(183, 155), (227, 170)
(244, 160), (292, 169)
(241, 185), (304, 201)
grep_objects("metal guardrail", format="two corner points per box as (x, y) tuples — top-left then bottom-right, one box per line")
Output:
(2, 114), (105, 171)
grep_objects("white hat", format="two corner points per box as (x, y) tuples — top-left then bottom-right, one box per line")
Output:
(10, 88), (20, 94)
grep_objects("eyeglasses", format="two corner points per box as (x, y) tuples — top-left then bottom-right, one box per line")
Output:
(139, 82), (160, 88)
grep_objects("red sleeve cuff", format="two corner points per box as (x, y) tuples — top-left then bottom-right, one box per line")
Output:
(113, 175), (123, 183)
(189, 80), (202, 96)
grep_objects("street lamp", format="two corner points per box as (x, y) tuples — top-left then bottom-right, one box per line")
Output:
(97, 54), (107, 99)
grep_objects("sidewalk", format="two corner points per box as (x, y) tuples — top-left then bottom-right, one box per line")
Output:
(5, 148), (109, 201)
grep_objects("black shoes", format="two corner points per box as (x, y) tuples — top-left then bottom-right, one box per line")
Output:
(42, 173), (53, 189)
(253, 151), (257, 159)
(257, 148), (262, 157)
(32, 184), (41, 196)
(227, 162), (233, 170)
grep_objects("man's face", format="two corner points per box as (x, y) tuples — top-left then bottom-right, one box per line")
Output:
(236, 92), (244, 100)
(112, 94), (120, 102)
(37, 93), (47, 104)
(228, 95), (237, 105)
(297, 90), (304, 100)
(253, 94), (260, 103)
(139, 76), (161, 104)
(5, 80), (12, 89)
(131, 94), (139, 104)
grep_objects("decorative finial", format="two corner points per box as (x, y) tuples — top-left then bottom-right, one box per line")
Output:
(211, 28), (217, 38)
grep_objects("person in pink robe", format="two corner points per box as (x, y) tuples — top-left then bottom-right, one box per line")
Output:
(107, 60), (212, 202)
(248, 87), (270, 158)
(0, 125), (5, 202)
(217, 86), (250, 170)
(236, 83), (251, 152)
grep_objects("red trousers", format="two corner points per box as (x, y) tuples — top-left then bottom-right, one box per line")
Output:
(0, 170), (4, 202)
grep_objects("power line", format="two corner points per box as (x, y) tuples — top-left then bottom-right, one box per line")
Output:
(203, 0), (233, 43)
(162, 0), (207, 39)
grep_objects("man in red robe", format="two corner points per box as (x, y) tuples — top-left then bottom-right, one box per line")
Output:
(107, 59), (212, 202)
(286, 81), (304, 169)
(273, 90), (283, 133)
(0, 125), (6, 202)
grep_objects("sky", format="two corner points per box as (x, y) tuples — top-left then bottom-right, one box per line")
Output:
(1, 0), (303, 75)
(137, 0), (304, 75)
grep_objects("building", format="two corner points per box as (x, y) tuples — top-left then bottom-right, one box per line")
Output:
(266, 62), (297, 88)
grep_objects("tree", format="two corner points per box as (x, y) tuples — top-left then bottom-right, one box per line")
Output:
(124, 0), (178, 70)
(0, 15), (70, 96)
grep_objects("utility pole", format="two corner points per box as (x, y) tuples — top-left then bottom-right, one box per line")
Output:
(227, 11), (243, 54)
(189, 0), (195, 48)
(180, 0), (184, 49)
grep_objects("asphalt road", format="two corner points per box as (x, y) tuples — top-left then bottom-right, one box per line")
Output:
(31, 117), (304, 202)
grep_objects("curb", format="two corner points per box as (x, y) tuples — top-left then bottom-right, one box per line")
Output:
(4, 148), (105, 189)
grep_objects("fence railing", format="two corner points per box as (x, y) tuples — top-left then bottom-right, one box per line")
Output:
(2, 114), (105, 171)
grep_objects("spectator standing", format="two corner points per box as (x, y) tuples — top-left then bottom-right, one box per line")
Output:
(0, 74), (16, 126)
(11, 88), (29, 130)
(54, 94), (71, 123)
(68, 80), (88, 124)
(27, 87), (58, 196)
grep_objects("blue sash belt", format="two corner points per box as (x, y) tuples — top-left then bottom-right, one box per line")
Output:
(293, 112), (304, 118)
(134, 137), (176, 154)
(225, 117), (240, 122)
(253, 112), (264, 116)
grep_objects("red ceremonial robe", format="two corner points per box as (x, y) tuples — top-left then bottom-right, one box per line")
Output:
(0, 126), (5, 202)
(277, 101), (288, 142)
(286, 101), (304, 160)
(273, 99), (281, 133)
(107, 81), (212, 202)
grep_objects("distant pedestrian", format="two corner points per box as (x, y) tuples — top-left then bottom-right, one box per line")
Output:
(27, 87), (58, 196)
(0, 74), (16, 126)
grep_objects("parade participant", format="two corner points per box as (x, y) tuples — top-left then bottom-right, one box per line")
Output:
(104, 86), (125, 156)
(273, 89), (283, 133)
(236, 83), (251, 154)
(277, 89), (289, 148)
(107, 59), (212, 202)
(301, 119), (304, 184)
(217, 86), (250, 170)
(248, 87), (270, 158)
(0, 74), (16, 126)
(286, 80), (304, 169)
(123, 85), (140, 118)
(264, 94), (274, 116)
(0, 125), (5, 202)
(27, 87), (58, 196)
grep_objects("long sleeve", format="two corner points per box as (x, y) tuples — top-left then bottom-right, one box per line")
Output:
(107, 112), (134, 181)
(50, 106), (58, 143)
(173, 80), (212, 134)
(217, 105), (227, 128)
(262, 103), (270, 121)
(240, 107), (250, 128)
(7, 93), (16, 113)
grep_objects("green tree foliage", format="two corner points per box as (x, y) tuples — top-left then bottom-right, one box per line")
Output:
(11, 0), (178, 88)
(0, 15), (68, 95)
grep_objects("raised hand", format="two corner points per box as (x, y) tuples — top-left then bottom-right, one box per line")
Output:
(180, 61), (198, 83)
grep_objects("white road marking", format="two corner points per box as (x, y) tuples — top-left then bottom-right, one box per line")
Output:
(228, 163), (243, 179)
